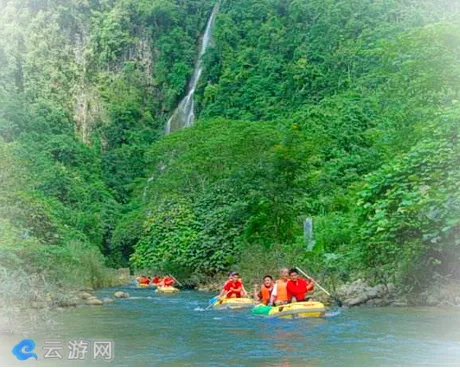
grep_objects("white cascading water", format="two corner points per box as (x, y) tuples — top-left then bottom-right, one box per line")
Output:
(165, 3), (219, 134)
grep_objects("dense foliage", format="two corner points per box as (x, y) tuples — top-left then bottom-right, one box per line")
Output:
(1, 0), (459, 296)
(129, 0), (460, 289)
(0, 0), (214, 288)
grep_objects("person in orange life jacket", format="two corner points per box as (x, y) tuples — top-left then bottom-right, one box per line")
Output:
(138, 275), (150, 285)
(218, 272), (244, 299)
(269, 267), (291, 305)
(161, 275), (175, 287)
(286, 268), (314, 302)
(151, 275), (162, 285)
(253, 275), (274, 305)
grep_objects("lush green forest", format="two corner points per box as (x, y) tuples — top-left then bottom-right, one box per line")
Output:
(0, 0), (215, 315)
(1, 0), (459, 309)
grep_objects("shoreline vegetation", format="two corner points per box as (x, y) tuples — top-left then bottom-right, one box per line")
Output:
(1, 0), (460, 337)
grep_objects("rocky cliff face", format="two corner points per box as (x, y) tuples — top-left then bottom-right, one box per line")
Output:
(335, 280), (401, 307)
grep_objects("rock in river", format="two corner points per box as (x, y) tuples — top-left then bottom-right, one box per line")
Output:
(86, 298), (103, 306)
(113, 291), (130, 298)
(79, 292), (93, 300)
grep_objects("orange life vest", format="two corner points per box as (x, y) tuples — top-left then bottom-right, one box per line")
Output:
(275, 279), (289, 302)
(139, 276), (150, 284)
(260, 285), (273, 304)
(162, 277), (174, 287)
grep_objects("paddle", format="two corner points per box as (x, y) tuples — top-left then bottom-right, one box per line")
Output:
(169, 274), (183, 287)
(204, 295), (220, 310)
(296, 266), (343, 307)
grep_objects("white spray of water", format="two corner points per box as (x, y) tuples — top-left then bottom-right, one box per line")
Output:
(325, 309), (343, 318)
(165, 4), (219, 134)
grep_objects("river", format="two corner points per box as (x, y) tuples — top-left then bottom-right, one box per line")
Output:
(2, 284), (460, 366)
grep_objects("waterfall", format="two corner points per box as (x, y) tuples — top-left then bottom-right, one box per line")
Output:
(165, 3), (219, 134)
(304, 217), (316, 251)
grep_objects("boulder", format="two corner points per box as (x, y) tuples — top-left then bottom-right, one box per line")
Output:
(335, 280), (402, 307)
(345, 294), (369, 307)
(366, 298), (382, 307)
(366, 287), (380, 299)
(386, 283), (396, 295)
(376, 284), (387, 297)
(79, 292), (93, 300)
(102, 298), (114, 303)
(113, 291), (130, 298)
(86, 298), (103, 306)
(54, 296), (78, 308)
(343, 279), (368, 297)
(62, 297), (79, 307)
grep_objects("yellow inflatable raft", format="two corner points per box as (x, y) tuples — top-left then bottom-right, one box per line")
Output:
(156, 286), (179, 294)
(268, 301), (326, 319)
(136, 283), (151, 288)
(212, 297), (255, 310)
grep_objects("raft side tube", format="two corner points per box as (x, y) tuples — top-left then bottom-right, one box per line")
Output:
(156, 286), (180, 294)
(212, 297), (256, 310)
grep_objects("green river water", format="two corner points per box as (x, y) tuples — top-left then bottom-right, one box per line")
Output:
(2, 284), (460, 366)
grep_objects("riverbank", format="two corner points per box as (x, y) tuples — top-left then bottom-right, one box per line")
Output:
(0, 268), (132, 335)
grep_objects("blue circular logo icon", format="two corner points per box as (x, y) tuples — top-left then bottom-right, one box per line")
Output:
(12, 339), (38, 360)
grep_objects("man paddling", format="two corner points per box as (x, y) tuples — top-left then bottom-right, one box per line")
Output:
(269, 267), (290, 305)
(137, 275), (150, 285)
(151, 275), (162, 285)
(286, 268), (314, 302)
(161, 275), (175, 287)
(218, 272), (244, 299)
